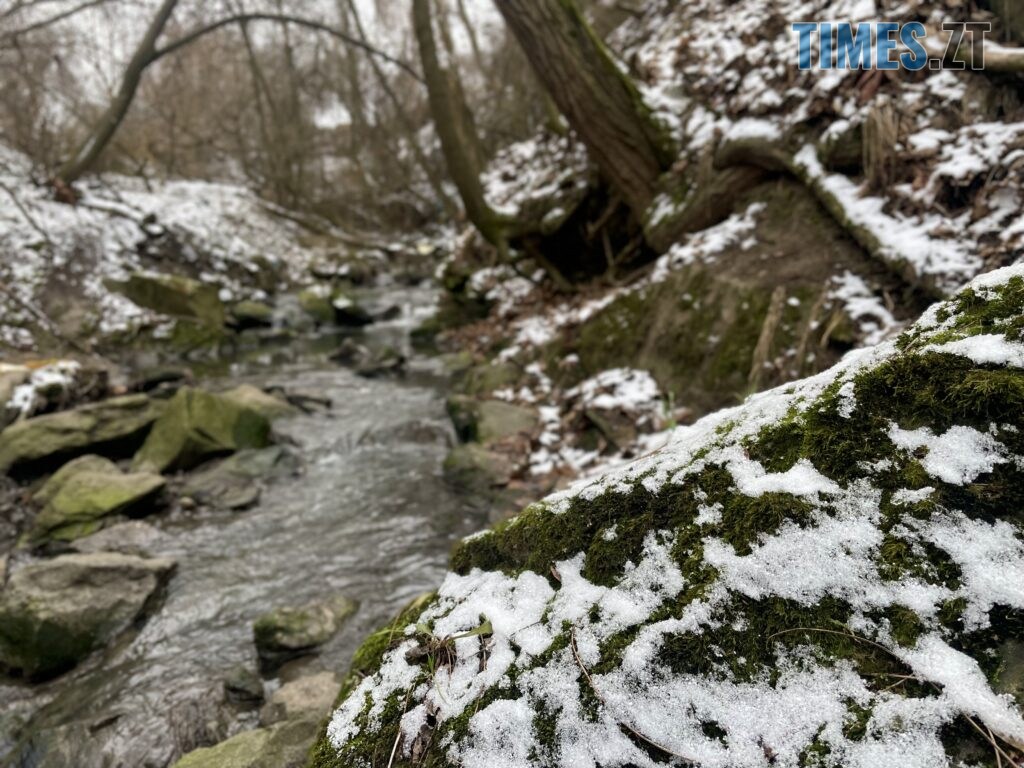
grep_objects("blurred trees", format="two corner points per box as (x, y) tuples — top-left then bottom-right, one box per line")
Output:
(0, 0), (549, 232)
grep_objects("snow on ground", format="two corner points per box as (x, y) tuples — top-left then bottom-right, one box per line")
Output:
(0, 143), (325, 351)
(613, 0), (1023, 289)
(326, 264), (1024, 767)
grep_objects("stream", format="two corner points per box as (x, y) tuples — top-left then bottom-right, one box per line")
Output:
(0, 284), (488, 767)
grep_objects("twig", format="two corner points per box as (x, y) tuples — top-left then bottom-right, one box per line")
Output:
(386, 688), (414, 768)
(771, 627), (1023, 765)
(569, 629), (700, 765)
(767, 626), (909, 664)
(963, 715), (1021, 768)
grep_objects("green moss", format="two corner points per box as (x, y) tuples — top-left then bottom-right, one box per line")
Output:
(901, 275), (1024, 350)
(746, 412), (804, 473)
(881, 606), (926, 647)
(841, 701), (872, 741)
(307, 594), (437, 768)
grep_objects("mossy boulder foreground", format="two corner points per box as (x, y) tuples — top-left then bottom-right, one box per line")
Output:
(27, 454), (165, 545)
(0, 393), (165, 475)
(133, 387), (272, 473)
(0, 552), (175, 679)
(311, 265), (1024, 767)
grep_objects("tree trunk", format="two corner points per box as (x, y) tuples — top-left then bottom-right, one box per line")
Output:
(55, 0), (180, 183)
(492, 0), (674, 219)
(412, 0), (510, 246)
(345, 0), (459, 217)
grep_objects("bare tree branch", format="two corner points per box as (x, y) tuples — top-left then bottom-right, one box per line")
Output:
(0, 0), (113, 43)
(152, 13), (423, 82)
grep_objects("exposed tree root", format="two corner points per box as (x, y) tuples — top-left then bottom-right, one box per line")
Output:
(712, 135), (950, 299)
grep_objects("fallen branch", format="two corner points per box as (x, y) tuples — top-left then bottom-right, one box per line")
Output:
(569, 629), (700, 765)
(713, 135), (950, 299)
(920, 27), (1024, 74)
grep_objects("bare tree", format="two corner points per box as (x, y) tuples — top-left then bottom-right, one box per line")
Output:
(54, 3), (419, 185)
(412, 0), (513, 248)
(55, 0), (181, 184)
(345, 0), (458, 217)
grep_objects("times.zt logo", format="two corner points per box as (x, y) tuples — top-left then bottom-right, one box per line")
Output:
(792, 21), (991, 71)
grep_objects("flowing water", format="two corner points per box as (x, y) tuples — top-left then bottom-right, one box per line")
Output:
(0, 284), (488, 767)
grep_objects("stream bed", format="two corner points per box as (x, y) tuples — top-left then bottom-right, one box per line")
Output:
(0, 285), (487, 767)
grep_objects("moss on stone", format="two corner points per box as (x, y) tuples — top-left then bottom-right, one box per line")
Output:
(311, 268), (1024, 767)
(132, 387), (272, 473)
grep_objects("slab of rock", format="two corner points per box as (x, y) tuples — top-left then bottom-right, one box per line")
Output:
(253, 595), (357, 670)
(297, 285), (372, 327)
(259, 671), (340, 726)
(0, 394), (164, 475)
(109, 271), (224, 327)
(462, 361), (521, 396)
(297, 286), (336, 326)
(181, 447), (295, 510)
(28, 455), (166, 545)
(354, 347), (406, 379)
(133, 388), (272, 473)
(220, 385), (298, 421)
(442, 443), (512, 493)
(171, 717), (318, 768)
(69, 520), (163, 557)
(0, 364), (30, 430)
(0, 552), (176, 679)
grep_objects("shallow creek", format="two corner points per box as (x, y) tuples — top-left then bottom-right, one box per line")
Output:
(0, 285), (489, 767)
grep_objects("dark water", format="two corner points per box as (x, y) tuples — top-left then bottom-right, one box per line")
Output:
(0, 286), (485, 767)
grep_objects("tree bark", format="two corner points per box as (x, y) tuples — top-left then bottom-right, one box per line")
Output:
(412, 0), (511, 246)
(55, 0), (180, 183)
(492, 0), (674, 219)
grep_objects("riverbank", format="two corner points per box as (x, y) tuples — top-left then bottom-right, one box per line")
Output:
(0, 280), (494, 767)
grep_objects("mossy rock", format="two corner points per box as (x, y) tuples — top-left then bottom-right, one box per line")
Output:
(220, 384), (298, 421)
(0, 364), (29, 430)
(297, 287), (336, 326)
(181, 446), (295, 510)
(0, 394), (165, 476)
(557, 180), (910, 416)
(310, 266), (1024, 767)
(109, 271), (225, 327)
(260, 672), (340, 726)
(460, 361), (522, 396)
(172, 717), (319, 768)
(442, 443), (512, 495)
(254, 595), (358, 670)
(229, 300), (275, 329)
(0, 552), (175, 679)
(446, 396), (539, 445)
(27, 455), (166, 545)
(297, 286), (371, 327)
(133, 388), (272, 473)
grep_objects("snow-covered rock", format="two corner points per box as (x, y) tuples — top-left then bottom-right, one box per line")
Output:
(312, 262), (1024, 767)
